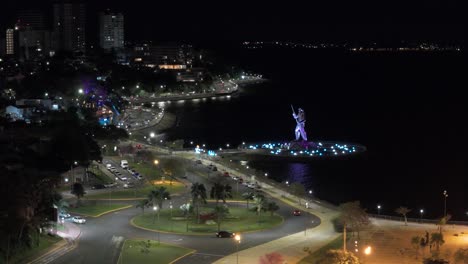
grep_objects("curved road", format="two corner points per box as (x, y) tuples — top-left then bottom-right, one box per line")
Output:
(53, 165), (320, 264)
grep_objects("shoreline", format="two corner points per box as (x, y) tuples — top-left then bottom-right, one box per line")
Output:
(128, 78), (267, 104)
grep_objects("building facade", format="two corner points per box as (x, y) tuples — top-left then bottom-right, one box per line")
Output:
(53, 2), (86, 52)
(99, 11), (124, 51)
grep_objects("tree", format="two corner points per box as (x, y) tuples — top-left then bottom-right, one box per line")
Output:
(136, 199), (150, 214)
(290, 182), (306, 204)
(71, 183), (85, 206)
(395, 206), (411, 226)
(266, 201), (280, 216)
(210, 183), (233, 205)
(454, 248), (468, 264)
(252, 194), (267, 216)
(212, 205), (230, 232)
(191, 183), (207, 223)
(148, 187), (171, 223)
(242, 192), (254, 209)
(430, 233), (445, 253)
(259, 252), (285, 264)
(423, 258), (449, 264)
(411, 236), (421, 255)
(339, 201), (369, 250)
(316, 249), (360, 264)
(437, 214), (452, 233)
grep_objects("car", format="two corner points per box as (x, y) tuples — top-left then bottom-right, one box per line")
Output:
(242, 181), (250, 186)
(247, 183), (256, 189)
(133, 172), (140, 178)
(211, 166), (218, 172)
(92, 184), (106, 189)
(106, 164), (112, 169)
(123, 183), (134, 188)
(72, 216), (86, 224)
(223, 172), (230, 177)
(216, 231), (235, 238)
(120, 176), (128, 181)
(59, 212), (71, 218)
(114, 171), (122, 176)
(293, 210), (301, 216)
(104, 182), (117, 188)
(120, 160), (129, 169)
(137, 175), (144, 180)
(238, 178), (244, 183)
(232, 176), (239, 181)
(195, 160), (202, 165)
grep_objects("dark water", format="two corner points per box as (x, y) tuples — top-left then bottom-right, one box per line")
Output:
(165, 48), (467, 220)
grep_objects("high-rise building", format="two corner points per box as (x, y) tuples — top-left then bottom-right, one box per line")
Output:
(6, 29), (17, 55)
(53, 2), (86, 52)
(17, 10), (45, 30)
(99, 10), (124, 51)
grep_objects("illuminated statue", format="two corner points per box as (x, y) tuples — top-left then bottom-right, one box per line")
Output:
(292, 106), (308, 141)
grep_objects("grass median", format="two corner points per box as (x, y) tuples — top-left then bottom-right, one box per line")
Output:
(118, 239), (194, 264)
(298, 234), (343, 264)
(133, 207), (283, 235)
(69, 203), (130, 217)
(10, 234), (62, 263)
(86, 182), (186, 200)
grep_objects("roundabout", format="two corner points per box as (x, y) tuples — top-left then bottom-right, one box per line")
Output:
(131, 205), (284, 235)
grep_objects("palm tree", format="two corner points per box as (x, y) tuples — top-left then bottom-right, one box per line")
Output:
(210, 183), (233, 205)
(213, 205), (230, 232)
(242, 192), (255, 209)
(430, 232), (445, 252)
(136, 199), (150, 214)
(191, 182), (207, 223)
(395, 206), (411, 226)
(148, 186), (171, 223)
(252, 194), (266, 216)
(266, 201), (280, 216)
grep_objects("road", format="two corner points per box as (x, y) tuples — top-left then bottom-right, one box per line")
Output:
(53, 161), (320, 264)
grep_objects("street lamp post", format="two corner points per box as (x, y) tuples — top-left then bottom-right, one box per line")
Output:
(170, 203), (173, 231)
(377, 205), (381, 216)
(153, 206), (160, 245)
(235, 234), (241, 264)
(443, 190), (448, 217)
(154, 160), (159, 184)
(420, 209), (424, 222)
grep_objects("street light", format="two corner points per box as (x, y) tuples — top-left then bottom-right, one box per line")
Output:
(443, 190), (448, 217)
(364, 246), (372, 255)
(235, 234), (241, 264)
(170, 203), (173, 231)
(420, 209), (424, 222)
(377, 205), (381, 215)
(153, 206), (160, 244)
(150, 132), (155, 138)
(285, 181), (289, 185)
(309, 190), (313, 195)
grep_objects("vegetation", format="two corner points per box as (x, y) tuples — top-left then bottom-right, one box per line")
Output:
(338, 201), (369, 242)
(212, 205), (230, 232)
(242, 192), (255, 208)
(453, 248), (468, 263)
(315, 249), (360, 264)
(300, 235), (344, 264)
(210, 183), (233, 205)
(71, 183), (86, 206)
(68, 203), (129, 217)
(148, 187), (171, 223)
(133, 207), (283, 234)
(395, 206), (411, 226)
(430, 232), (445, 253)
(136, 199), (150, 214)
(119, 239), (193, 264)
(290, 182), (306, 204)
(191, 183), (207, 223)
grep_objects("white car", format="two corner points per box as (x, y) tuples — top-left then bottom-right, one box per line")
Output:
(106, 164), (112, 169)
(72, 216), (86, 224)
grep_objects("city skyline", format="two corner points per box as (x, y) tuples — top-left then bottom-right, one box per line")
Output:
(0, 0), (464, 43)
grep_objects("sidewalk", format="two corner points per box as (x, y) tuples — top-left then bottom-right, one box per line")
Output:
(28, 222), (81, 264)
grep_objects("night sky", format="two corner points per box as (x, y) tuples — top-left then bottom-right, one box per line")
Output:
(1, 0), (465, 44)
